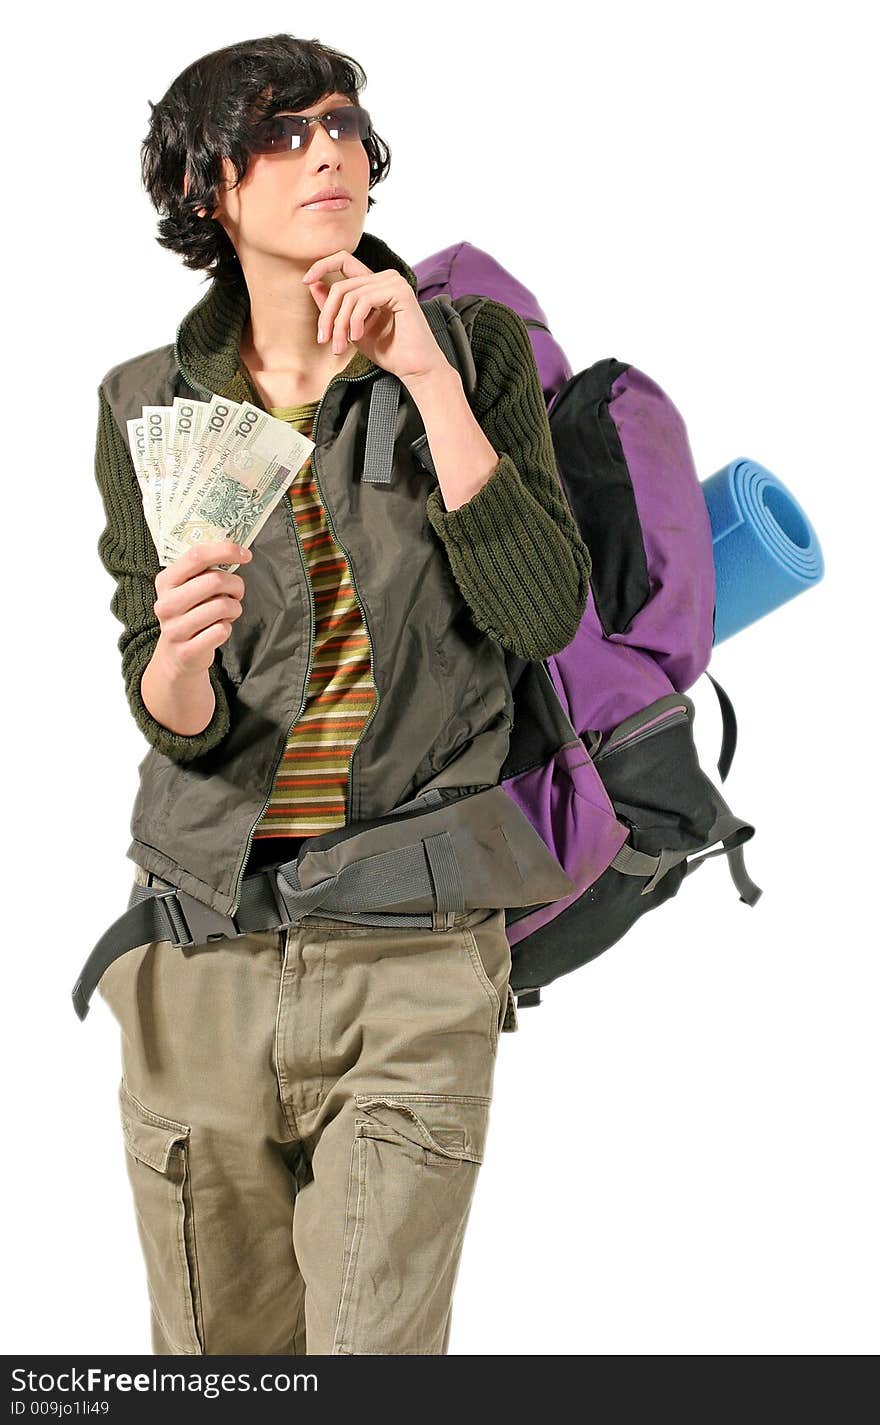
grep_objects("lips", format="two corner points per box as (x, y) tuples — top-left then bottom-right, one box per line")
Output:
(301, 196), (352, 211)
(301, 186), (352, 206)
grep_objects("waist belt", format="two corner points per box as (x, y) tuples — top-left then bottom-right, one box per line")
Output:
(72, 784), (578, 1022)
(72, 836), (457, 1022)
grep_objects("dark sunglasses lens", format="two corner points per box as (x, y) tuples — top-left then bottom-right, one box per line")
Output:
(254, 105), (370, 154)
(324, 106), (371, 141)
(254, 116), (307, 153)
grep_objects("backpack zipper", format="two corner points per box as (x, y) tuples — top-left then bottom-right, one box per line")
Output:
(593, 704), (689, 762)
(230, 364), (381, 910)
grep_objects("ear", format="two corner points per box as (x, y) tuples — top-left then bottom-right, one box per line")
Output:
(182, 170), (210, 220)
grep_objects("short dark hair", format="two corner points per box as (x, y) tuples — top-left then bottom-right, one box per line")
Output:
(141, 34), (391, 288)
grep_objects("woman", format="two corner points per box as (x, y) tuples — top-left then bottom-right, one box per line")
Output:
(92, 33), (592, 1356)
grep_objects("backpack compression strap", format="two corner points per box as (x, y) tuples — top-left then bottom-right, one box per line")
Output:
(609, 778), (762, 906)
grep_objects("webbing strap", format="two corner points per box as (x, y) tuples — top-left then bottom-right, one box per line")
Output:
(682, 834), (762, 905)
(361, 375), (399, 486)
(705, 672), (738, 783)
(275, 833), (456, 915)
(423, 831), (466, 912)
(609, 797), (762, 907)
(71, 825), (467, 1021)
(362, 299), (462, 485)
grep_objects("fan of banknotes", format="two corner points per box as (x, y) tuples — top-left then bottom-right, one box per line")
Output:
(126, 397), (316, 573)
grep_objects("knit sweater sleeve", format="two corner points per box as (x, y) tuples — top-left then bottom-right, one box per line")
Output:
(93, 383), (234, 762)
(424, 297), (592, 661)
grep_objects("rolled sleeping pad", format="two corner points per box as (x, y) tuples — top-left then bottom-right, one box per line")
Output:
(701, 457), (824, 644)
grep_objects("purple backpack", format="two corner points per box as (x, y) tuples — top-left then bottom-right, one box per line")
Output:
(414, 241), (761, 1008)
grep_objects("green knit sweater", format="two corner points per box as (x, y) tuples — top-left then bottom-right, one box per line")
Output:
(94, 297), (592, 762)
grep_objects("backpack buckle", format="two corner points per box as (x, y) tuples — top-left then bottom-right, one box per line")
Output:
(154, 888), (242, 947)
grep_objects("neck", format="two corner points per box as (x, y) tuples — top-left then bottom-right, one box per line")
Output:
(236, 245), (354, 386)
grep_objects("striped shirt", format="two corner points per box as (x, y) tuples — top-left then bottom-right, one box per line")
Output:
(251, 398), (378, 844)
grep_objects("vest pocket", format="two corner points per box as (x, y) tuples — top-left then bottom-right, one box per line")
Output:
(117, 1080), (204, 1354)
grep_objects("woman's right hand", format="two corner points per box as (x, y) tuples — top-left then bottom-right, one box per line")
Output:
(152, 540), (253, 678)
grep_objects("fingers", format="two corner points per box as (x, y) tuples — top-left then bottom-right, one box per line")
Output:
(316, 280), (369, 349)
(157, 540), (251, 591)
(317, 273), (400, 351)
(301, 250), (370, 285)
(173, 593), (244, 643)
(167, 617), (235, 676)
(153, 541), (252, 629)
(348, 294), (375, 343)
(319, 288), (367, 352)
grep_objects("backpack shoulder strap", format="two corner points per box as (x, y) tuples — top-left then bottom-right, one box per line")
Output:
(421, 292), (486, 400)
(362, 293), (486, 485)
(704, 671), (738, 782)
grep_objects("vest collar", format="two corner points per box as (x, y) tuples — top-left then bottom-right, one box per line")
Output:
(174, 229), (419, 405)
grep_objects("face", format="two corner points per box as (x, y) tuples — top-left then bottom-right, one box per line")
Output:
(200, 91), (371, 266)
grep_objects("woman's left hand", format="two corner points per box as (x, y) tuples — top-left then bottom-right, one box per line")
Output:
(301, 250), (449, 386)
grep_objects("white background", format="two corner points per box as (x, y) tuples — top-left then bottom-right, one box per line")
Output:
(3, 0), (876, 1356)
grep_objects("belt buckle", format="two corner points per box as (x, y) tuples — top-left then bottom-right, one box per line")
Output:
(155, 888), (241, 947)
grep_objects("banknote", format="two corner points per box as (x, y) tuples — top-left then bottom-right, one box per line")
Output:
(141, 405), (175, 560)
(125, 399), (315, 572)
(165, 396), (244, 547)
(125, 414), (164, 556)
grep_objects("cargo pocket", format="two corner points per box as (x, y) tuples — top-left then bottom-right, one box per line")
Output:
(332, 1092), (492, 1355)
(117, 1079), (204, 1355)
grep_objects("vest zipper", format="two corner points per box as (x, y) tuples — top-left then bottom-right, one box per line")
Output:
(230, 494), (316, 910)
(310, 400), (381, 826)
(229, 364), (381, 909)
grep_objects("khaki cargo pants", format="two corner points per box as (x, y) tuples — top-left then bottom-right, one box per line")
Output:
(97, 866), (518, 1356)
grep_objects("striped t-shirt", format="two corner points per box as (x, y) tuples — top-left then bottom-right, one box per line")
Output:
(250, 398), (378, 844)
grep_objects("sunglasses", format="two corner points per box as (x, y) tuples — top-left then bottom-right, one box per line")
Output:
(252, 104), (372, 156)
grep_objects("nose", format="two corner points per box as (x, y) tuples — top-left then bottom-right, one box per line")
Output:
(309, 119), (342, 168)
